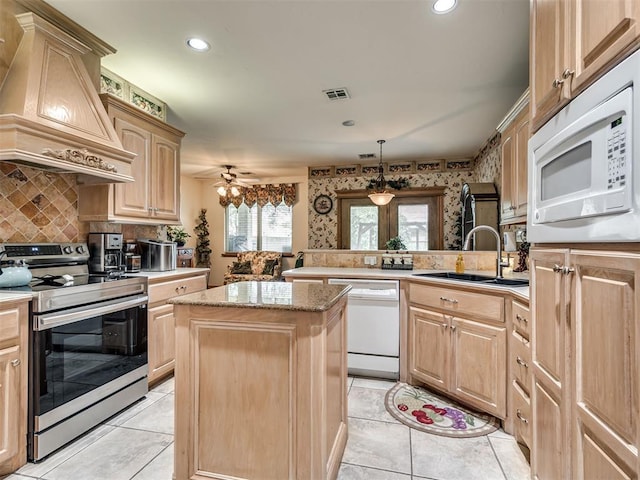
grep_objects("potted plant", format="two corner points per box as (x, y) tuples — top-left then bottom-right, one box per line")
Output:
(385, 236), (407, 251)
(167, 226), (191, 246)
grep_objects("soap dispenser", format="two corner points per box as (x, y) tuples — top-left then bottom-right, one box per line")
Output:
(455, 253), (465, 274)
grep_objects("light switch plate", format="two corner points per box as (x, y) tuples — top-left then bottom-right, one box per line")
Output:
(364, 256), (377, 266)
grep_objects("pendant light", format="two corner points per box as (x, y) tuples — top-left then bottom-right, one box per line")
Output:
(368, 139), (395, 206)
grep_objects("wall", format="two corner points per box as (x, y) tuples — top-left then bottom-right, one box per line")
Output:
(308, 170), (475, 250)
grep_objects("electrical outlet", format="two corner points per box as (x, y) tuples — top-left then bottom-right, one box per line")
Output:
(364, 256), (377, 266)
(515, 229), (527, 243)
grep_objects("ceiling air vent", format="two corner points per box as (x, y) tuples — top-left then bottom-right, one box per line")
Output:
(358, 153), (376, 159)
(323, 88), (351, 100)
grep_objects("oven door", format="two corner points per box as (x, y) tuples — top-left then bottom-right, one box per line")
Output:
(30, 295), (148, 439)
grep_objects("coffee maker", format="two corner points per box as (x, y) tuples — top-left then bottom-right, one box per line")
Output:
(88, 233), (125, 274)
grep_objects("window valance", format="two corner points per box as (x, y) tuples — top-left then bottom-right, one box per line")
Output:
(219, 184), (297, 208)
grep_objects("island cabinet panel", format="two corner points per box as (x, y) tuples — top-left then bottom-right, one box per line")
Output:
(408, 282), (506, 419)
(0, 300), (29, 476)
(174, 296), (348, 480)
(195, 323), (294, 479)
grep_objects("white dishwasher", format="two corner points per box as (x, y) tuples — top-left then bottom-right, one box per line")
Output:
(327, 278), (400, 379)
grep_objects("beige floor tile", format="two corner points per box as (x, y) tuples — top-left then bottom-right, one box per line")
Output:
(411, 430), (505, 480)
(151, 377), (175, 394)
(40, 428), (172, 480)
(490, 437), (531, 480)
(121, 394), (175, 435)
(338, 463), (411, 479)
(17, 424), (115, 478)
(342, 417), (411, 474)
(347, 386), (399, 424)
(131, 443), (174, 480)
(104, 391), (166, 427)
(351, 377), (397, 390)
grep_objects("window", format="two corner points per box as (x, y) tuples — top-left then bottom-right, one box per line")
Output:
(225, 202), (292, 252)
(338, 188), (444, 250)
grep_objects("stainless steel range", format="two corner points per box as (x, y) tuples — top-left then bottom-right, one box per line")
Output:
(0, 242), (149, 461)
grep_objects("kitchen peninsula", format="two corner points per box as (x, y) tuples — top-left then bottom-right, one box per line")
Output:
(169, 281), (350, 480)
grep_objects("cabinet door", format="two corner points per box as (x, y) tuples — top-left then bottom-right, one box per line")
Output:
(530, 248), (570, 480)
(531, 0), (569, 131)
(409, 306), (450, 391)
(113, 117), (151, 218)
(571, 251), (639, 479)
(451, 317), (506, 418)
(0, 345), (21, 473)
(150, 134), (180, 221)
(571, 0), (640, 94)
(513, 107), (530, 218)
(148, 303), (176, 384)
(500, 123), (515, 221)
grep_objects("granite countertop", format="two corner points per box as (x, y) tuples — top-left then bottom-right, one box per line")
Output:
(282, 267), (530, 300)
(169, 280), (351, 312)
(0, 292), (33, 303)
(127, 267), (210, 282)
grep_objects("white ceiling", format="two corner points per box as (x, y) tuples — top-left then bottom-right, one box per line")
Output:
(45, 0), (530, 179)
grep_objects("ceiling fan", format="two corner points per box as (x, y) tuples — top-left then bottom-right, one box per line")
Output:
(209, 165), (260, 196)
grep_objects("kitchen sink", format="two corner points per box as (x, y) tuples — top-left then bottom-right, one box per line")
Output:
(412, 271), (529, 286)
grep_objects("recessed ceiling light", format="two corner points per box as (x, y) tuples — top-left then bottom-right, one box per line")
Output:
(432, 0), (457, 14)
(342, 120), (355, 127)
(186, 37), (210, 51)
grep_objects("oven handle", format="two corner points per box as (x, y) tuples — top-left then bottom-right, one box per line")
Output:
(34, 295), (149, 331)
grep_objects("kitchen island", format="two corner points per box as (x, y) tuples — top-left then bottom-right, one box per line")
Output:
(169, 281), (350, 480)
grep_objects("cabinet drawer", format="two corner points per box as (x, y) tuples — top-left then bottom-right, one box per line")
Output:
(511, 331), (531, 394)
(149, 275), (207, 304)
(512, 381), (531, 448)
(409, 283), (504, 323)
(0, 307), (21, 344)
(512, 301), (530, 338)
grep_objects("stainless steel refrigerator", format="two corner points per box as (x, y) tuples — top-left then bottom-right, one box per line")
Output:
(460, 183), (499, 251)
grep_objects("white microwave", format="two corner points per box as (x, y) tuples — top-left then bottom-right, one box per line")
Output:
(528, 49), (640, 243)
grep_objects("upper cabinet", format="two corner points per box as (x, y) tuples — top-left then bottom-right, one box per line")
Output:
(531, 0), (640, 132)
(78, 94), (185, 224)
(498, 90), (530, 224)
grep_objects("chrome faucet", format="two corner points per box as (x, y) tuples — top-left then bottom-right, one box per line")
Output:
(462, 225), (509, 278)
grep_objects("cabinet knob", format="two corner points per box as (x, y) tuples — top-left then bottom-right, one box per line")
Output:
(562, 68), (575, 79)
(516, 356), (529, 368)
(175, 287), (181, 293)
(552, 78), (565, 89)
(515, 314), (528, 324)
(516, 409), (529, 424)
(552, 264), (564, 273)
(11, 358), (20, 367)
(441, 323), (448, 329)
(450, 325), (457, 332)
(563, 266), (575, 275)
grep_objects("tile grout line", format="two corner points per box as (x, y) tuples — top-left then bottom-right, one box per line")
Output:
(126, 441), (174, 480)
(487, 435), (510, 480)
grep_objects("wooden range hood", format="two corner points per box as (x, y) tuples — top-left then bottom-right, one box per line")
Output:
(0, 12), (135, 183)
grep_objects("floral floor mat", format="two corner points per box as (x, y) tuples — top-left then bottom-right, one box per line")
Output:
(385, 383), (500, 438)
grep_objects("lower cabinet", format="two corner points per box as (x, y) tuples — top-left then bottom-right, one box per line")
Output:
(147, 273), (207, 385)
(0, 299), (29, 476)
(408, 283), (506, 418)
(530, 247), (640, 480)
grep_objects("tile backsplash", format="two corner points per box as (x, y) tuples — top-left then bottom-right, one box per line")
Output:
(0, 163), (88, 242)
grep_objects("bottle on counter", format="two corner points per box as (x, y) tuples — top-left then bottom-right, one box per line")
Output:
(455, 253), (465, 274)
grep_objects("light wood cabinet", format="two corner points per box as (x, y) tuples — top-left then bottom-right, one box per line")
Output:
(531, 0), (640, 132)
(0, 299), (29, 476)
(147, 272), (208, 385)
(408, 283), (506, 418)
(499, 93), (530, 224)
(530, 247), (640, 479)
(78, 94), (184, 224)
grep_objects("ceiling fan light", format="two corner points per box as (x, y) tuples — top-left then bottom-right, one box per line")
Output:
(230, 186), (240, 196)
(368, 192), (395, 206)
(217, 186), (227, 196)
